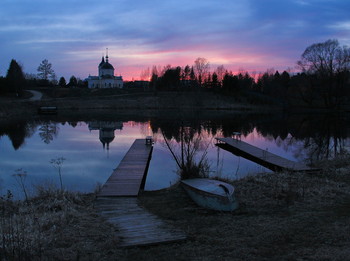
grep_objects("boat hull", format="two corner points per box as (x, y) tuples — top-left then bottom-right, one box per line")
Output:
(181, 179), (238, 211)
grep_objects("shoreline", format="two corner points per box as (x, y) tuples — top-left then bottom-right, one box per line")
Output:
(2, 157), (350, 260)
(1, 91), (349, 121)
(0, 91), (278, 120)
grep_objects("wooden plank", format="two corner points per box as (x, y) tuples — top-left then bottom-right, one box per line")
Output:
(216, 137), (317, 172)
(97, 139), (153, 197)
(95, 197), (186, 247)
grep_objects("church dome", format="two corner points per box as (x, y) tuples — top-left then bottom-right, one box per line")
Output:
(99, 128), (115, 150)
(101, 62), (114, 70)
(99, 56), (105, 67)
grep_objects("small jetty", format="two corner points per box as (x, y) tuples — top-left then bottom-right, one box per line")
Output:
(95, 138), (186, 247)
(216, 137), (317, 172)
(98, 139), (153, 196)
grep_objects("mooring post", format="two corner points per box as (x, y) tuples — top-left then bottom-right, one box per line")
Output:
(146, 136), (153, 145)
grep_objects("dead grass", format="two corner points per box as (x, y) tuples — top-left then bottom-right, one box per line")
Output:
(0, 189), (120, 260)
(133, 159), (350, 261)
(2, 157), (350, 260)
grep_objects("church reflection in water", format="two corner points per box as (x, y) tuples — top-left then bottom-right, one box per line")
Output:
(88, 121), (123, 150)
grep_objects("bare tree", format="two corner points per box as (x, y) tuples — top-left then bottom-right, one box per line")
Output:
(215, 65), (226, 84)
(140, 67), (150, 81)
(161, 125), (211, 180)
(151, 65), (159, 77)
(194, 57), (210, 86)
(37, 59), (55, 80)
(297, 39), (350, 107)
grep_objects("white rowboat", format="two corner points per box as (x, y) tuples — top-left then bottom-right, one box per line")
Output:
(181, 178), (238, 211)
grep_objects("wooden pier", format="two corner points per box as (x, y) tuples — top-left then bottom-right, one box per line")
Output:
(216, 137), (317, 172)
(95, 197), (186, 247)
(98, 139), (153, 197)
(95, 138), (186, 247)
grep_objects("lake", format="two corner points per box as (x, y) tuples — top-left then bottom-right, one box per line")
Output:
(1, 113), (349, 198)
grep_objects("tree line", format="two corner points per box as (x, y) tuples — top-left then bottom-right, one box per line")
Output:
(1, 39), (349, 108)
(143, 39), (350, 109)
(0, 59), (85, 96)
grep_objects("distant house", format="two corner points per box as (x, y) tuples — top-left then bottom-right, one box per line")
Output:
(86, 54), (123, 88)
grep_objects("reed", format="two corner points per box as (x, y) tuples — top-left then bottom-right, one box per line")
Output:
(162, 127), (211, 180)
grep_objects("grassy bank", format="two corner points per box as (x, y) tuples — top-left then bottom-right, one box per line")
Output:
(137, 159), (350, 261)
(1, 155), (350, 260)
(0, 188), (120, 260)
(0, 91), (277, 120)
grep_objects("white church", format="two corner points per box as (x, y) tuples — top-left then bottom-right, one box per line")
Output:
(86, 52), (123, 89)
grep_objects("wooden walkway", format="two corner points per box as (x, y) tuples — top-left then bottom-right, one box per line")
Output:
(95, 197), (186, 247)
(95, 138), (186, 247)
(98, 139), (153, 197)
(216, 137), (317, 172)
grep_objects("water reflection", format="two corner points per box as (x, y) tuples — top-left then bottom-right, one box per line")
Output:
(150, 114), (350, 162)
(1, 114), (349, 162)
(88, 121), (123, 150)
(39, 122), (59, 144)
(0, 120), (36, 150)
(0, 113), (349, 198)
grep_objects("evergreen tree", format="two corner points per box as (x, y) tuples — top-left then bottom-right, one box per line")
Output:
(211, 72), (219, 89)
(68, 75), (77, 87)
(58, 77), (66, 87)
(0, 76), (6, 95)
(6, 59), (25, 96)
(182, 65), (191, 81)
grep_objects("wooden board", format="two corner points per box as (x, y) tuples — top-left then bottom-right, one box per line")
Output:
(98, 139), (153, 197)
(216, 137), (317, 172)
(95, 197), (186, 247)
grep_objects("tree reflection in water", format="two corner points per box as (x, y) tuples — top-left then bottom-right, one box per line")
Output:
(150, 113), (350, 164)
(0, 120), (36, 150)
(0, 113), (349, 163)
(39, 122), (59, 144)
(280, 114), (350, 163)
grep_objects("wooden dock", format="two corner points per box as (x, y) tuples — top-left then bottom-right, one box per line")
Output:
(95, 197), (186, 247)
(98, 139), (153, 197)
(216, 137), (317, 172)
(95, 138), (187, 247)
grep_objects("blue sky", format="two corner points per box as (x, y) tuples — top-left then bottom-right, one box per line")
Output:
(0, 0), (349, 81)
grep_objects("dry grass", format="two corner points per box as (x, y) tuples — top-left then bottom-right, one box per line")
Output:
(0, 189), (120, 260)
(133, 158), (350, 261)
(2, 157), (350, 260)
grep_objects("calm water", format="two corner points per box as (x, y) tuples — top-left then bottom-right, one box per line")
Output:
(1, 113), (349, 198)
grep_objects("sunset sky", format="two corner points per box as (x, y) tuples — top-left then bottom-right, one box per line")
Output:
(0, 0), (349, 81)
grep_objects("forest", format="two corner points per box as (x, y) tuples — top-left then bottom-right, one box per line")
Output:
(145, 39), (350, 109)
